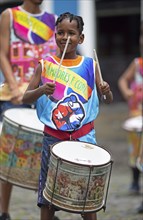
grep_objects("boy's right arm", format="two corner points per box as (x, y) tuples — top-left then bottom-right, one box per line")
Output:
(22, 64), (56, 104)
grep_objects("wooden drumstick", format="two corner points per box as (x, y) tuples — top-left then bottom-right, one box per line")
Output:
(47, 36), (70, 99)
(54, 36), (70, 82)
(93, 49), (106, 99)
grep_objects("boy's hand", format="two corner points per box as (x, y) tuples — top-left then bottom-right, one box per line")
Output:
(99, 81), (113, 104)
(43, 82), (56, 96)
(100, 81), (111, 95)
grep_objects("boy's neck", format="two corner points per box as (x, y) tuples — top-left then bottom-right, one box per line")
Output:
(56, 53), (78, 60)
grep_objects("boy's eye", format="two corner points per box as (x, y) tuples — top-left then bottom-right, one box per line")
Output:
(57, 31), (76, 36)
(57, 31), (63, 35)
(69, 32), (75, 36)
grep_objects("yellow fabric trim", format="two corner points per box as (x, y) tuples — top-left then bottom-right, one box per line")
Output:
(13, 10), (53, 41)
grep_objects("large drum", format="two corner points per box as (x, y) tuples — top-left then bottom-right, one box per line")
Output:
(0, 108), (44, 190)
(122, 116), (143, 167)
(43, 141), (113, 213)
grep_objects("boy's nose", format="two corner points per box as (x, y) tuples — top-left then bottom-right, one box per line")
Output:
(63, 33), (69, 39)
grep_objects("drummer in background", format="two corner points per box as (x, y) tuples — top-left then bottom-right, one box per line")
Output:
(118, 21), (143, 213)
(22, 12), (113, 220)
(0, 0), (59, 220)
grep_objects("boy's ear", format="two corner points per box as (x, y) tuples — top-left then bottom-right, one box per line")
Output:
(79, 34), (84, 44)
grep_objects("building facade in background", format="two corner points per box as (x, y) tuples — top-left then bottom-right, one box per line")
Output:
(96, 0), (141, 101)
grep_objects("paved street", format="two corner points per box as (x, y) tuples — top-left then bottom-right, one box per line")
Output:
(0, 102), (143, 220)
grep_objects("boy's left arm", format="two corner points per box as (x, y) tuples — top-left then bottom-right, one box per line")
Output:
(100, 82), (113, 104)
(95, 62), (113, 104)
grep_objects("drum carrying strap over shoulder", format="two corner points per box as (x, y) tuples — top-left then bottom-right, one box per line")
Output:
(44, 121), (94, 140)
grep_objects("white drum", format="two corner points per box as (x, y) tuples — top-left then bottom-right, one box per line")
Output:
(43, 141), (113, 213)
(0, 108), (44, 190)
(122, 116), (143, 167)
(122, 116), (142, 132)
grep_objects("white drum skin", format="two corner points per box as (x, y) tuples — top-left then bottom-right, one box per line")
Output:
(122, 116), (142, 132)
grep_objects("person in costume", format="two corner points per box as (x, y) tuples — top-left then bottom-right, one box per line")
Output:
(118, 21), (143, 213)
(22, 12), (113, 220)
(0, 0), (58, 219)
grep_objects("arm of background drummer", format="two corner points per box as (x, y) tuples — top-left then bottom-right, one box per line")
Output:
(0, 9), (23, 104)
(118, 59), (136, 101)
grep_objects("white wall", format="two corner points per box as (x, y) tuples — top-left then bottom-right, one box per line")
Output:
(41, 0), (53, 13)
(78, 0), (96, 58)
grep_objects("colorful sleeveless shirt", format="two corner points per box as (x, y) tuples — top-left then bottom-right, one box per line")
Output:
(36, 55), (99, 143)
(9, 6), (57, 84)
(128, 57), (143, 117)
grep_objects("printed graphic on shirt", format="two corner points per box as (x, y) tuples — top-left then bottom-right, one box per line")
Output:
(11, 41), (56, 83)
(52, 94), (85, 131)
(42, 61), (93, 102)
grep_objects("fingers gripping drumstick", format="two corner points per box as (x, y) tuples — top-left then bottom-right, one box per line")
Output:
(93, 49), (106, 99)
(54, 36), (70, 82)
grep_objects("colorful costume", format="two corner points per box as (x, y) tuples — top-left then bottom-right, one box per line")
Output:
(127, 57), (143, 167)
(9, 6), (57, 84)
(37, 55), (99, 144)
(128, 57), (143, 117)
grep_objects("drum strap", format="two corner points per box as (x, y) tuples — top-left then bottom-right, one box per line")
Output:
(44, 121), (94, 140)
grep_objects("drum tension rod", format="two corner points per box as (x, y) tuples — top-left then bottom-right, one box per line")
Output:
(50, 157), (60, 205)
(81, 166), (93, 216)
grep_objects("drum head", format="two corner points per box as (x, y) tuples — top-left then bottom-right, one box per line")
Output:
(52, 141), (111, 166)
(123, 116), (143, 132)
(3, 108), (44, 131)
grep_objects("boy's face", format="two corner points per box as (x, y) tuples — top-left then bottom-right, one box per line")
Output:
(55, 18), (84, 55)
